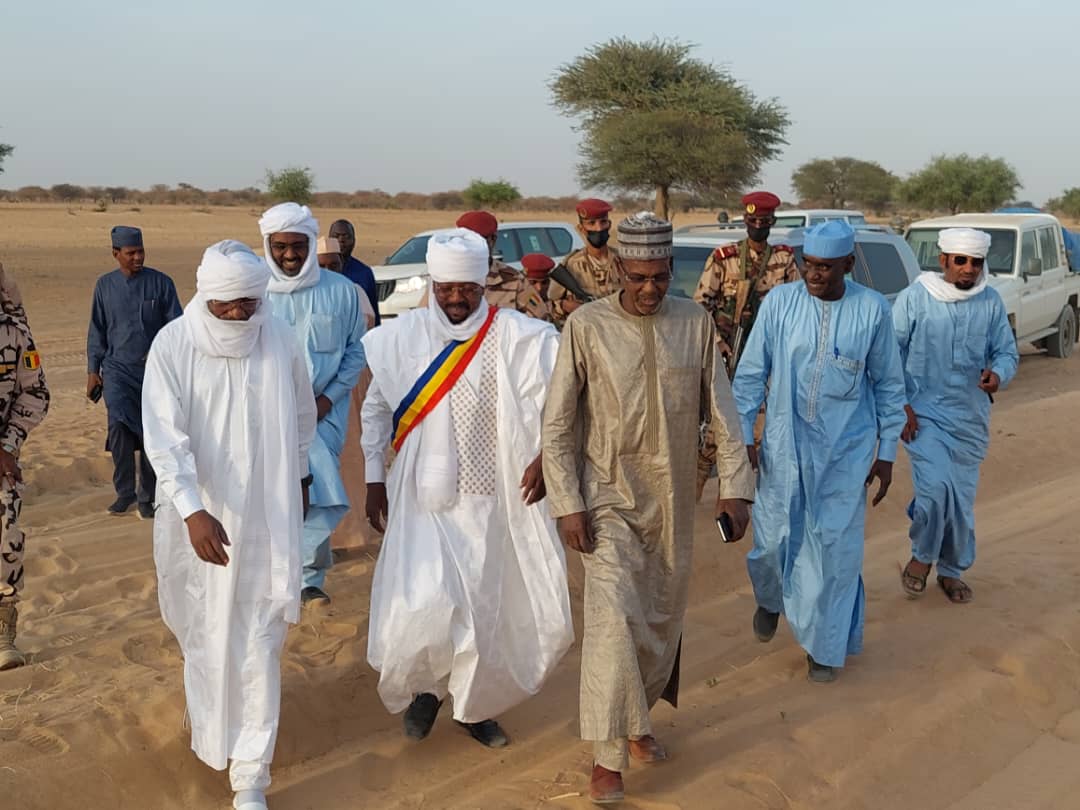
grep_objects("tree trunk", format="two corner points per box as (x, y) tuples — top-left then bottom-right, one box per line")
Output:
(654, 185), (670, 221)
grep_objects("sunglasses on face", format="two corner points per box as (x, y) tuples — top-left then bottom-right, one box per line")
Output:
(623, 271), (673, 285)
(208, 298), (261, 313)
(432, 283), (484, 298)
(953, 256), (985, 268)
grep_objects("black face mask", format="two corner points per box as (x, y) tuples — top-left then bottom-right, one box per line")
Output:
(586, 229), (610, 249)
(746, 226), (771, 243)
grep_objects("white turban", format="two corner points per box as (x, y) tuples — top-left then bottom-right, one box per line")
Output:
(196, 240), (270, 300)
(426, 228), (490, 285)
(258, 202), (321, 293)
(938, 227), (992, 258)
(187, 240), (271, 358)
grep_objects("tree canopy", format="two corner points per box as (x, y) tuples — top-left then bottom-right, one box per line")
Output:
(462, 178), (521, 210)
(1047, 188), (1080, 219)
(550, 37), (789, 220)
(0, 143), (11, 175)
(899, 154), (1020, 214)
(791, 157), (897, 213)
(265, 167), (315, 205)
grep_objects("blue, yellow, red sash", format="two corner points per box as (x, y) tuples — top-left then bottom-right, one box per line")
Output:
(391, 306), (498, 451)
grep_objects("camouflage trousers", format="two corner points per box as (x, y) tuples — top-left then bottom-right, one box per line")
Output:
(696, 410), (765, 502)
(0, 484), (24, 603)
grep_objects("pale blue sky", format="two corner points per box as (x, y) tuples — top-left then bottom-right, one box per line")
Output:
(3, 0), (1078, 203)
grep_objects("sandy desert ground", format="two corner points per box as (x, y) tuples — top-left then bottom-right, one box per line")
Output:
(0, 204), (1078, 809)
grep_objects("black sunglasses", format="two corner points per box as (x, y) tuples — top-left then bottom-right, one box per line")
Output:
(953, 256), (985, 268)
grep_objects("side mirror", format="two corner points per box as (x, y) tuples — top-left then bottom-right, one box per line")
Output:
(384, 256), (391, 264)
(1024, 257), (1043, 278)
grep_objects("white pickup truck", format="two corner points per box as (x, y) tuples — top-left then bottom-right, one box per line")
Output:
(905, 213), (1080, 357)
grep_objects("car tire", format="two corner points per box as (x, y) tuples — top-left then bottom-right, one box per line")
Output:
(1045, 305), (1076, 358)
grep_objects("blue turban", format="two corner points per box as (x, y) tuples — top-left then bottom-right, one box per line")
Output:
(803, 220), (855, 259)
(111, 226), (143, 249)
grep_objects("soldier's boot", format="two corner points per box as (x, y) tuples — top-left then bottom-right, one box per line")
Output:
(0, 603), (26, 671)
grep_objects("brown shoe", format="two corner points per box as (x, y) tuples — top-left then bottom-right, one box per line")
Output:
(629, 735), (668, 763)
(0, 603), (26, 671)
(589, 764), (624, 804)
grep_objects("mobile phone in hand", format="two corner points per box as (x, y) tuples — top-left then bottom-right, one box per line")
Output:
(88, 383), (103, 403)
(716, 512), (735, 543)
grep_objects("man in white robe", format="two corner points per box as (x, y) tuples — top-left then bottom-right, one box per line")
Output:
(361, 229), (572, 748)
(143, 241), (317, 810)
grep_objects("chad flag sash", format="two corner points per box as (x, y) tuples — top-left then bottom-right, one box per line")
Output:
(391, 306), (498, 452)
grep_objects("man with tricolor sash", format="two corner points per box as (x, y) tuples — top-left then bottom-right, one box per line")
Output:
(361, 228), (572, 749)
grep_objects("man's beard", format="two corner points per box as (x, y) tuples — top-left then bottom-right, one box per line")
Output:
(954, 279), (976, 290)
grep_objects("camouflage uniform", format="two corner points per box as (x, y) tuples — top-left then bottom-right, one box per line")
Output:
(419, 260), (548, 320)
(547, 248), (623, 329)
(484, 260), (549, 320)
(0, 270), (49, 604)
(693, 240), (798, 499)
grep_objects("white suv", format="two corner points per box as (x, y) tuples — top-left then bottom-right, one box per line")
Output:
(373, 221), (584, 316)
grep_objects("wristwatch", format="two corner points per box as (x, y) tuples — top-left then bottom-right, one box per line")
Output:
(1, 442), (16, 456)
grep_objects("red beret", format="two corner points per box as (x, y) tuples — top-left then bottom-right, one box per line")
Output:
(741, 191), (781, 216)
(456, 210), (499, 238)
(575, 198), (613, 220)
(521, 253), (555, 279)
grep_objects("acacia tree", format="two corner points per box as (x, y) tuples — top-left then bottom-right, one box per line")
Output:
(550, 38), (789, 220)
(462, 178), (521, 210)
(792, 157), (897, 213)
(265, 167), (314, 205)
(1047, 188), (1080, 219)
(899, 154), (1020, 214)
(0, 143), (11, 175)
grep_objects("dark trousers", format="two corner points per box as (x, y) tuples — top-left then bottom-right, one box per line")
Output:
(108, 423), (156, 504)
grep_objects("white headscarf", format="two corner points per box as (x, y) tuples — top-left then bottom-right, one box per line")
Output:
(426, 228), (491, 342)
(259, 202), (321, 293)
(416, 229), (494, 512)
(186, 240), (271, 358)
(915, 227), (991, 303)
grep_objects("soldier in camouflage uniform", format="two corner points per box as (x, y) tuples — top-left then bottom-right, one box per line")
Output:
(547, 198), (623, 329)
(0, 262), (50, 670)
(521, 253), (555, 322)
(420, 211), (548, 319)
(693, 191), (799, 500)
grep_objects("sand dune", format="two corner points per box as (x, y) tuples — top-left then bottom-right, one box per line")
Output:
(1, 206), (1078, 809)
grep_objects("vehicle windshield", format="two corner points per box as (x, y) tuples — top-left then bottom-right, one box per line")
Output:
(385, 235), (431, 265)
(671, 245), (715, 298)
(905, 228), (1016, 276)
(773, 215), (806, 228)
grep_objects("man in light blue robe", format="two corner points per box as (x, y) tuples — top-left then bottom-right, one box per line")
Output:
(893, 228), (1018, 604)
(261, 203), (366, 606)
(732, 221), (906, 683)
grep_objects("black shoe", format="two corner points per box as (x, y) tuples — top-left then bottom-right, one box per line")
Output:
(108, 496), (136, 516)
(300, 586), (330, 606)
(806, 654), (836, 683)
(753, 606), (780, 642)
(137, 502), (156, 520)
(456, 718), (509, 748)
(404, 693), (442, 740)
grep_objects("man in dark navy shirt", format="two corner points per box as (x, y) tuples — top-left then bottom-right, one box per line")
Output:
(329, 219), (380, 326)
(87, 226), (182, 518)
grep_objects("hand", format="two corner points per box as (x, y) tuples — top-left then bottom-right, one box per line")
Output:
(746, 444), (759, 473)
(184, 510), (231, 566)
(365, 482), (388, 533)
(316, 394), (333, 421)
(87, 372), (103, 400)
(557, 511), (595, 554)
(901, 404), (919, 444)
(0, 448), (20, 488)
(562, 298), (582, 314)
(718, 339), (733, 359)
(302, 481), (310, 519)
(715, 497), (751, 542)
(520, 453), (546, 505)
(978, 369), (1000, 395)
(865, 459), (894, 507)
